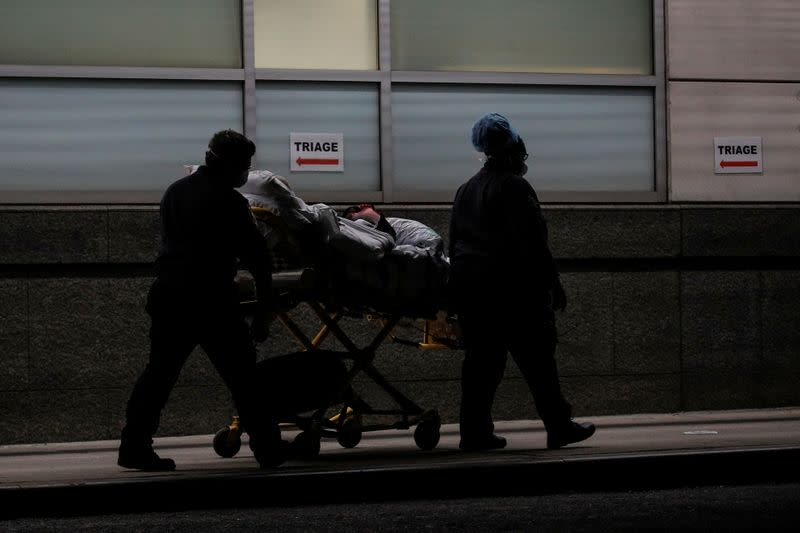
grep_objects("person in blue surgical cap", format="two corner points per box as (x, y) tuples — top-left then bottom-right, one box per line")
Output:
(448, 112), (595, 451)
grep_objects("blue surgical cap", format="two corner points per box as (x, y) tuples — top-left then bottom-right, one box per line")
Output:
(471, 112), (520, 156)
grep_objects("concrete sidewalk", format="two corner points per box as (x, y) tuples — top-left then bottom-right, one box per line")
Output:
(1, 408), (799, 519)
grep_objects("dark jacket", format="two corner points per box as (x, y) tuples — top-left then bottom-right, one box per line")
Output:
(448, 160), (559, 305)
(154, 165), (272, 303)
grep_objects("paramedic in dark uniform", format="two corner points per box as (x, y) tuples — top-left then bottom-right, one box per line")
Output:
(449, 112), (596, 451)
(118, 129), (285, 470)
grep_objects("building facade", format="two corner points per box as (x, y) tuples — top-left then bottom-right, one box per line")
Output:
(1, 0), (798, 444)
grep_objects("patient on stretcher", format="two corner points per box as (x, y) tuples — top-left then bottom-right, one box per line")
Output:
(237, 169), (450, 318)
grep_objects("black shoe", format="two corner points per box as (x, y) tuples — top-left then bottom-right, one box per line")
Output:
(118, 444), (176, 471)
(252, 439), (292, 468)
(459, 434), (507, 451)
(546, 420), (596, 449)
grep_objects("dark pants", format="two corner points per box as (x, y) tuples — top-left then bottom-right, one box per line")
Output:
(457, 297), (572, 439)
(121, 281), (278, 447)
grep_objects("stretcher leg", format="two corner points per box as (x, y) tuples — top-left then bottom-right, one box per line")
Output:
(214, 291), (446, 459)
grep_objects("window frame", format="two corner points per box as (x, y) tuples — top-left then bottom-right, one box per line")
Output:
(0, 0), (666, 205)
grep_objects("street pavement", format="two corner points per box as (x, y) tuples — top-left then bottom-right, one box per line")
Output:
(1, 408), (798, 519)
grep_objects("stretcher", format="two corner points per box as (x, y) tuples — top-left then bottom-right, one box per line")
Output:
(212, 207), (460, 460)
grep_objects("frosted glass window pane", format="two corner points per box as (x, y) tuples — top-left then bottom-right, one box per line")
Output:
(392, 0), (652, 74)
(392, 86), (654, 192)
(254, 0), (377, 70)
(256, 82), (380, 191)
(0, 79), (243, 192)
(0, 0), (241, 68)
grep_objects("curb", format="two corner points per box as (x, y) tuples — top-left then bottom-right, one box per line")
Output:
(3, 446), (798, 520)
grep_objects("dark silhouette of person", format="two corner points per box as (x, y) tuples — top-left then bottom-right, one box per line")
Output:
(449, 112), (596, 451)
(118, 129), (285, 470)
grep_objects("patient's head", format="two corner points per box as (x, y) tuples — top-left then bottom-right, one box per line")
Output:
(342, 203), (380, 225)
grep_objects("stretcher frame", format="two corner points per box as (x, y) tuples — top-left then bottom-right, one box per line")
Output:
(212, 208), (458, 459)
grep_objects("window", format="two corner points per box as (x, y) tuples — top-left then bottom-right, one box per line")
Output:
(392, 85), (654, 197)
(0, 1), (664, 204)
(0, 0), (241, 68)
(254, 0), (377, 70)
(391, 0), (653, 74)
(0, 79), (242, 194)
(256, 82), (380, 192)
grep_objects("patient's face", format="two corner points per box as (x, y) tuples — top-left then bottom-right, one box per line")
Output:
(345, 204), (380, 225)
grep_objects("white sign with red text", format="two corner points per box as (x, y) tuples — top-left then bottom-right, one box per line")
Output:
(714, 136), (762, 174)
(290, 132), (344, 172)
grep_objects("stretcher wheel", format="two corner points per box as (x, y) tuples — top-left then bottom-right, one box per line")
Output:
(292, 430), (321, 458)
(213, 426), (242, 458)
(413, 414), (441, 451)
(336, 415), (363, 449)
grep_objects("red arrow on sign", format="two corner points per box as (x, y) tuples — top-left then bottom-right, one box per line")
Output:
(720, 160), (758, 168)
(296, 157), (339, 166)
